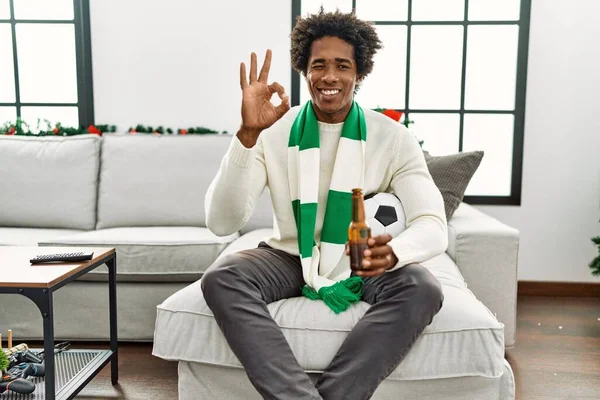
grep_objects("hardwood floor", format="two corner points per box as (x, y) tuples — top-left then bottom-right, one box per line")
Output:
(67, 296), (600, 399)
(506, 296), (600, 400)
(74, 343), (177, 400)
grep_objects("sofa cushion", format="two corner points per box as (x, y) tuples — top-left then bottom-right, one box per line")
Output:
(153, 253), (505, 380)
(0, 134), (101, 229)
(0, 227), (84, 246)
(423, 150), (484, 220)
(38, 227), (238, 282)
(96, 135), (232, 229)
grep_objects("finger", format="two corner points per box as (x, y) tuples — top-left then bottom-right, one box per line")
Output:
(361, 257), (390, 271)
(240, 62), (248, 89)
(250, 52), (258, 83)
(276, 95), (290, 118)
(345, 242), (349, 255)
(258, 49), (272, 83)
(269, 82), (290, 117)
(363, 245), (393, 259)
(367, 234), (393, 247)
(356, 268), (386, 278)
(268, 82), (286, 97)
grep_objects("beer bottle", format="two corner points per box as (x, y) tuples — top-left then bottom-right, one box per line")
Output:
(348, 188), (371, 271)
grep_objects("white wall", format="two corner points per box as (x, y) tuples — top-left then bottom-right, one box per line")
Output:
(477, 0), (600, 283)
(90, 0), (292, 134)
(89, 0), (600, 282)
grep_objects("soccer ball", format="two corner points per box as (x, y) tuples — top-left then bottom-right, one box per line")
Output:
(364, 192), (407, 238)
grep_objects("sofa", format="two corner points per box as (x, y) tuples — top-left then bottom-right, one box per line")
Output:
(0, 133), (263, 340)
(0, 133), (519, 399)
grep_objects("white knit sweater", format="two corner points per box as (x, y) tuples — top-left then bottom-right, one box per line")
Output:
(205, 106), (448, 272)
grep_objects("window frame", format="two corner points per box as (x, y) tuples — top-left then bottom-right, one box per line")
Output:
(290, 0), (532, 205)
(0, 0), (94, 127)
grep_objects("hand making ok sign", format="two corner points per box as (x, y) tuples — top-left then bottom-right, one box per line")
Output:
(237, 49), (290, 148)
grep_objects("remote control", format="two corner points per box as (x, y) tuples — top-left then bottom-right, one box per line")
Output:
(30, 251), (94, 264)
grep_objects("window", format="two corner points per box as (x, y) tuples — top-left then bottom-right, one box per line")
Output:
(291, 0), (532, 205)
(0, 0), (94, 130)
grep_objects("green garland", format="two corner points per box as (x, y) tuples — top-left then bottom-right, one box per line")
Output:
(127, 125), (226, 135)
(0, 118), (227, 136)
(0, 118), (117, 136)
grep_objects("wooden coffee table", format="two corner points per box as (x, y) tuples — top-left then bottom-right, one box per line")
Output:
(0, 246), (118, 400)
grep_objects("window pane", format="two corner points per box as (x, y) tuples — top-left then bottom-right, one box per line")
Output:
(354, 25), (407, 109)
(21, 106), (79, 131)
(465, 25), (519, 110)
(0, 106), (16, 124)
(355, 0), (408, 21)
(409, 113), (460, 155)
(13, 0), (74, 20)
(409, 26), (463, 110)
(468, 0), (520, 21)
(0, 24), (15, 102)
(16, 23), (78, 103)
(301, 0), (352, 16)
(299, 75), (311, 104)
(412, 0), (465, 21)
(0, 0), (10, 19)
(462, 113), (514, 196)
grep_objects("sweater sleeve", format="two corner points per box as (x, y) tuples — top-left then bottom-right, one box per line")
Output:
(204, 135), (268, 236)
(386, 129), (448, 271)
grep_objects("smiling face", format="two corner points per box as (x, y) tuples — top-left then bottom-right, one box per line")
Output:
(305, 36), (361, 123)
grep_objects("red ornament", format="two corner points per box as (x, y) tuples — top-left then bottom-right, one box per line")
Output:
(87, 125), (101, 135)
(382, 109), (403, 122)
(53, 127), (60, 134)
(7, 126), (16, 135)
(129, 128), (137, 134)
(179, 129), (188, 135)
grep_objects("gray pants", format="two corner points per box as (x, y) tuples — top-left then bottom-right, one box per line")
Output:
(201, 242), (443, 400)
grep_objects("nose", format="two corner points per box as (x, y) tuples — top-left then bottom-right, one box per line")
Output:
(321, 66), (339, 84)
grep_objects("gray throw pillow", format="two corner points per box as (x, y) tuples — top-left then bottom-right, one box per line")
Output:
(422, 150), (484, 220)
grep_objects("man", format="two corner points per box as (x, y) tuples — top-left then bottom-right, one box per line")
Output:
(202, 9), (448, 400)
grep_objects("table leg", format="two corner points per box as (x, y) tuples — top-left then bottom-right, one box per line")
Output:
(22, 288), (55, 399)
(43, 293), (56, 400)
(106, 255), (119, 384)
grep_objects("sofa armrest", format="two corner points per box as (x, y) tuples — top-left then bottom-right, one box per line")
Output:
(446, 203), (519, 347)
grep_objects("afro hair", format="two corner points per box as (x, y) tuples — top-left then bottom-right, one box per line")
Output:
(290, 7), (382, 80)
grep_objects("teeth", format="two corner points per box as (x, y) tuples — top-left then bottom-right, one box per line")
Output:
(321, 89), (339, 95)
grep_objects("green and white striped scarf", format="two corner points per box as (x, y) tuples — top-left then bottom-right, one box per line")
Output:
(288, 100), (366, 314)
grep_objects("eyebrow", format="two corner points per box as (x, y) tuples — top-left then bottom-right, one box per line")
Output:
(311, 57), (353, 65)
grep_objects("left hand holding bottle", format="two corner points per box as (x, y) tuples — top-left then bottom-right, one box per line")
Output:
(345, 234), (398, 277)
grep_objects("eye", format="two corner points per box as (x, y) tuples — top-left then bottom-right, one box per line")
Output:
(338, 65), (350, 70)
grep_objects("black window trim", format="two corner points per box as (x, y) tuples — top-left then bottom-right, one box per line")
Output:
(0, 0), (94, 127)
